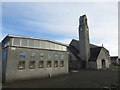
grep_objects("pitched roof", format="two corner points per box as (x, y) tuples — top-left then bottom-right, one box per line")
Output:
(68, 44), (80, 60)
(89, 47), (102, 61)
(69, 39), (109, 61)
(70, 39), (100, 48)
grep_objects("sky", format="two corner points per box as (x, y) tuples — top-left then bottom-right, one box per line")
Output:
(1, 1), (118, 56)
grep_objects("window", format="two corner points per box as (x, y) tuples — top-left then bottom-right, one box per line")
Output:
(63, 46), (67, 51)
(45, 41), (50, 49)
(47, 61), (51, 68)
(18, 61), (25, 69)
(38, 61), (44, 68)
(60, 61), (64, 67)
(47, 54), (51, 60)
(21, 39), (28, 46)
(3, 41), (10, 48)
(13, 38), (20, 46)
(30, 53), (36, 60)
(19, 52), (26, 60)
(55, 44), (59, 50)
(29, 61), (35, 69)
(34, 40), (40, 48)
(2, 50), (7, 61)
(55, 55), (58, 60)
(54, 61), (58, 67)
(60, 54), (64, 60)
(59, 45), (63, 51)
(50, 42), (55, 50)
(29, 39), (34, 47)
(40, 41), (45, 49)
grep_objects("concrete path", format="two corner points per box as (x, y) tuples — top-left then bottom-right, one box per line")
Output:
(2, 69), (119, 88)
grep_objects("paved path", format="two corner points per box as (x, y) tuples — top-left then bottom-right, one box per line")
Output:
(2, 69), (119, 88)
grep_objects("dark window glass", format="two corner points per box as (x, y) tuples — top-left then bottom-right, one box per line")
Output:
(47, 61), (51, 68)
(29, 61), (35, 69)
(38, 61), (44, 68)
(18, 61), (25, 69)
(60, 61), (64, 67)
(54, 61), (58, 67)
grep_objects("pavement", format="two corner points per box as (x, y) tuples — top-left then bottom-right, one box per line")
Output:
(2, 69), (119, 89)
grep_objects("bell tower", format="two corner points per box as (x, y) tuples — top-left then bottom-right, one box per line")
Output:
(79, 14), (90, 69)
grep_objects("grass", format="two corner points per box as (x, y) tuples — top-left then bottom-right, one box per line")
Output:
(109, 65), (120, 69)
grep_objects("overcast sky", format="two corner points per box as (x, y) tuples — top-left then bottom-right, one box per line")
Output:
(1, 1), (118, 56)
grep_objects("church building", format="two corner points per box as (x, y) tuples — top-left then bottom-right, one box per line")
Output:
(68, 15), (110, 70)
(1, 14), (111, 83)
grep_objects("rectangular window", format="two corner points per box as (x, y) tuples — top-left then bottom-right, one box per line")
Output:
(38, 61), (44, 68)
(45, 41), (50, 49)
(21, 39), (28, 47)
(19, 52), (26, 60)
(29, 39), (34, 47)
(40, 41), (45, 49)
(13, 38), (20, 46)
(60, 61), (64, 67)
(50, 42), (55, 50)
(29, 61), (35, 69)
(54, 61), (58, 67)
(3, 41), (10, 48)
(18, 61), (25, 69)
(59, 45), (63, 51)
(55, 44), (59, 50)
(34, 40), (40, 48)
(30, 53), (36, 60)
(47, 61), (51, 68)
(63, 46), (67, 51)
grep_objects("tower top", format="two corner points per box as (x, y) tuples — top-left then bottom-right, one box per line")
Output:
(79, 14), (87, 25)
(79, 14), (88, 30)
(79, 14), (87, 19)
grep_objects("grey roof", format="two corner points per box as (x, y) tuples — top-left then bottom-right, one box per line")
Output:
(69, 39), (109, 61)
(89, 47), (102, 61)
(68, 44), (80, 60)
(70, 39), (100, 48)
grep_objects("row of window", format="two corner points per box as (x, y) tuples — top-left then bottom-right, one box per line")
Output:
(18, 61), (64, 70)
(19, 52), (64, 60)
(12, 38), (67, 51)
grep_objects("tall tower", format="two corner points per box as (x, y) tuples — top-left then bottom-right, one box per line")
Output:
(79, 14), (90, 69)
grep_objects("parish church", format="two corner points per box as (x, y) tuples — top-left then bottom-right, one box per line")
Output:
(1, 14), (111, 83)
(68, 15), (110, 70)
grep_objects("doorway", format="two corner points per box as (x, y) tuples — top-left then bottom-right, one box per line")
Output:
(101, 59), (106, 69)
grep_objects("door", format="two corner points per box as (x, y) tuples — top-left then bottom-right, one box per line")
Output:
(101, 59), (106, 69)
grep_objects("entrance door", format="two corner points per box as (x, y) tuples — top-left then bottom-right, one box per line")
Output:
(82, 61), (86, 69)
(101, 59), (106, 69)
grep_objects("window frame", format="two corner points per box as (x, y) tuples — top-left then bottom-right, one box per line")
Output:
(29, 61), (35, 69)
(54, 61), (58, 67)
(18, 61), (25, 70)
(47, 61), (52, 68)
(19, 52), (26, 60)
(60, 61), (64, 67)
(38, 61), (44, 68)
